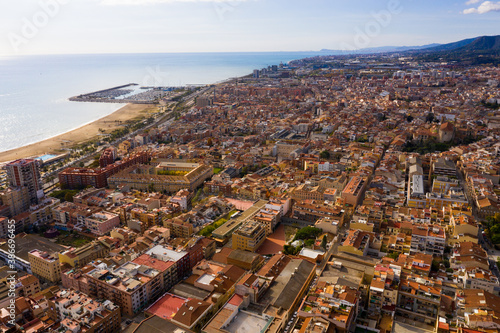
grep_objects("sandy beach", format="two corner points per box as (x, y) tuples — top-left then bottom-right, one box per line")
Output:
(0, 103), (156, 163)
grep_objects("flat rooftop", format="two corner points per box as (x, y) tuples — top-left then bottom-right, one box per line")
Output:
(170, 282), (211, 300)
(223, 310), (273, 333)
(0, 234), (66, 262)
(412, 174), (424, 195)
(146, 245), (188, 262)
(157, 162), (200, 168)
(259, 258), (315, 310)
(212, 200), (267, 239)
(28, 249), (58, 262)
(299, 247), (325, 260)
(197, 273), (216, 286)
(129, 315), (194, 333)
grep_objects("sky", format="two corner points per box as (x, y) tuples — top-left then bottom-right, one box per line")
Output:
(0, 0), (499, 56)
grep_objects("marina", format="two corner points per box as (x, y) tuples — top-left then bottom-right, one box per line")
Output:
(69, 83), (182, 104)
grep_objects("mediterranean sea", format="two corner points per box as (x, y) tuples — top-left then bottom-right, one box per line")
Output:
(0, 52), (324, 152)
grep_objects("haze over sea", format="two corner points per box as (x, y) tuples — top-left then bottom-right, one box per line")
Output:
(0, 52), (324, 153)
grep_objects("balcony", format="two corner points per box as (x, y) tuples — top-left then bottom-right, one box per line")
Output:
(400, 290), (440, 303)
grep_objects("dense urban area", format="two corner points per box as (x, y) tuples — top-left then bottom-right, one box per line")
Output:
(0, 52), (500, 333)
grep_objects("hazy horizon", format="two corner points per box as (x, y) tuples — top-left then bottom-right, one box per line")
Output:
(1, 0), (499, 57)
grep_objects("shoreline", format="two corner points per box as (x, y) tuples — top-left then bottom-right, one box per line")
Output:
(0, 68), (257, 164)
(0, 103), (156, 163)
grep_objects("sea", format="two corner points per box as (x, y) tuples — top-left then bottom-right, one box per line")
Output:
(0, 52), (325, 153)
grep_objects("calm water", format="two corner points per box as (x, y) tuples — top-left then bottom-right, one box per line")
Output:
(0, 52), (323, 152)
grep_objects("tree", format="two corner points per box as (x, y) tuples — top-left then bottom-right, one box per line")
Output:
(426, 112), (435, 123)
(387, 252), (399, 260)
(376, 113), (387, 121)
(431, 260), (440, 272)
(320, 150), (330, 160)
(294, 226), (322, 241)
(491, 234), (500, 245)
(332, 152), (343, 162)
(283, 244), (301, 256)
(64, 192), (74, 203)
(321, 235), (327, 250)
(486, 213), (500, 243)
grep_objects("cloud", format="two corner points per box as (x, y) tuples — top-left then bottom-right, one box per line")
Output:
(463, 1), (500, 13)
(100, 0), (246, 4)
(465, 0), (481, 4)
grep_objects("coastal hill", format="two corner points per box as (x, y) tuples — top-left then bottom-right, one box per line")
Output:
(417, 37), (478, 52)
(407, 35), (500, 65)
(418, 35), (500, 53)
(318, 35), (500, 65)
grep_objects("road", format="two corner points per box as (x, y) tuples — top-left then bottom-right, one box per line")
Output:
(41, 86), (215, 195)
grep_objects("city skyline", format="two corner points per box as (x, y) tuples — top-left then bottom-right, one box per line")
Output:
(1, 0), (500, 56)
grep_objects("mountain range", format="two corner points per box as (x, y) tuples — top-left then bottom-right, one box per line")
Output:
(409, 35), (500, 65)
(321, 35), (500, 64)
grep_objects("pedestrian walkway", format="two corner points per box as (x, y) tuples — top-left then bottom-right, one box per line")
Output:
(256, 224), (286, 255)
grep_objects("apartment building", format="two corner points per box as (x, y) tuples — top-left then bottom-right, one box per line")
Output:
(165, 219), (194, 238)
(252, 208), (280, 235)
(80, 211), (120, 236)
(456, 289), (500, 331)
(130, 207), (161, 230)
(0, 186), (30, 218)
(425, 190), (469, 210)
(133, 253), (178, 292)
(291, 184), (324, 201)
(338, 229), (374, 257)
(99, 147), (116, 168)
(86, 262), (163, 316)
(298, 282), (360, 333)
(410, 224), (445, 256)
(291, 200), (345, 225)
(451, 242), (489, 271)
(407, 174), (426, 209)
(28, 249), (61, 283)
(59, 241), (110, 268)
(431, 176), (460, 193)
(431, 158), (456, 177)
(52, 202), (102, 230)
(396, 274), (442, 327)
(16, 274), (41, 298)
(458, 267), (500, 296)
(232, 220), (266, 252)
(449, 214), (479, 245)
(59, 151), (150, 189)
(146, 245), (190, 280)
(6, 159), (43, 205)
(341, 176), (368, 207)
(49, 288), (121, 333)
(369, 263), (401, 318)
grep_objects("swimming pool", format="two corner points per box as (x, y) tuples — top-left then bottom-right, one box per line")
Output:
(37, 154), (58, 161)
